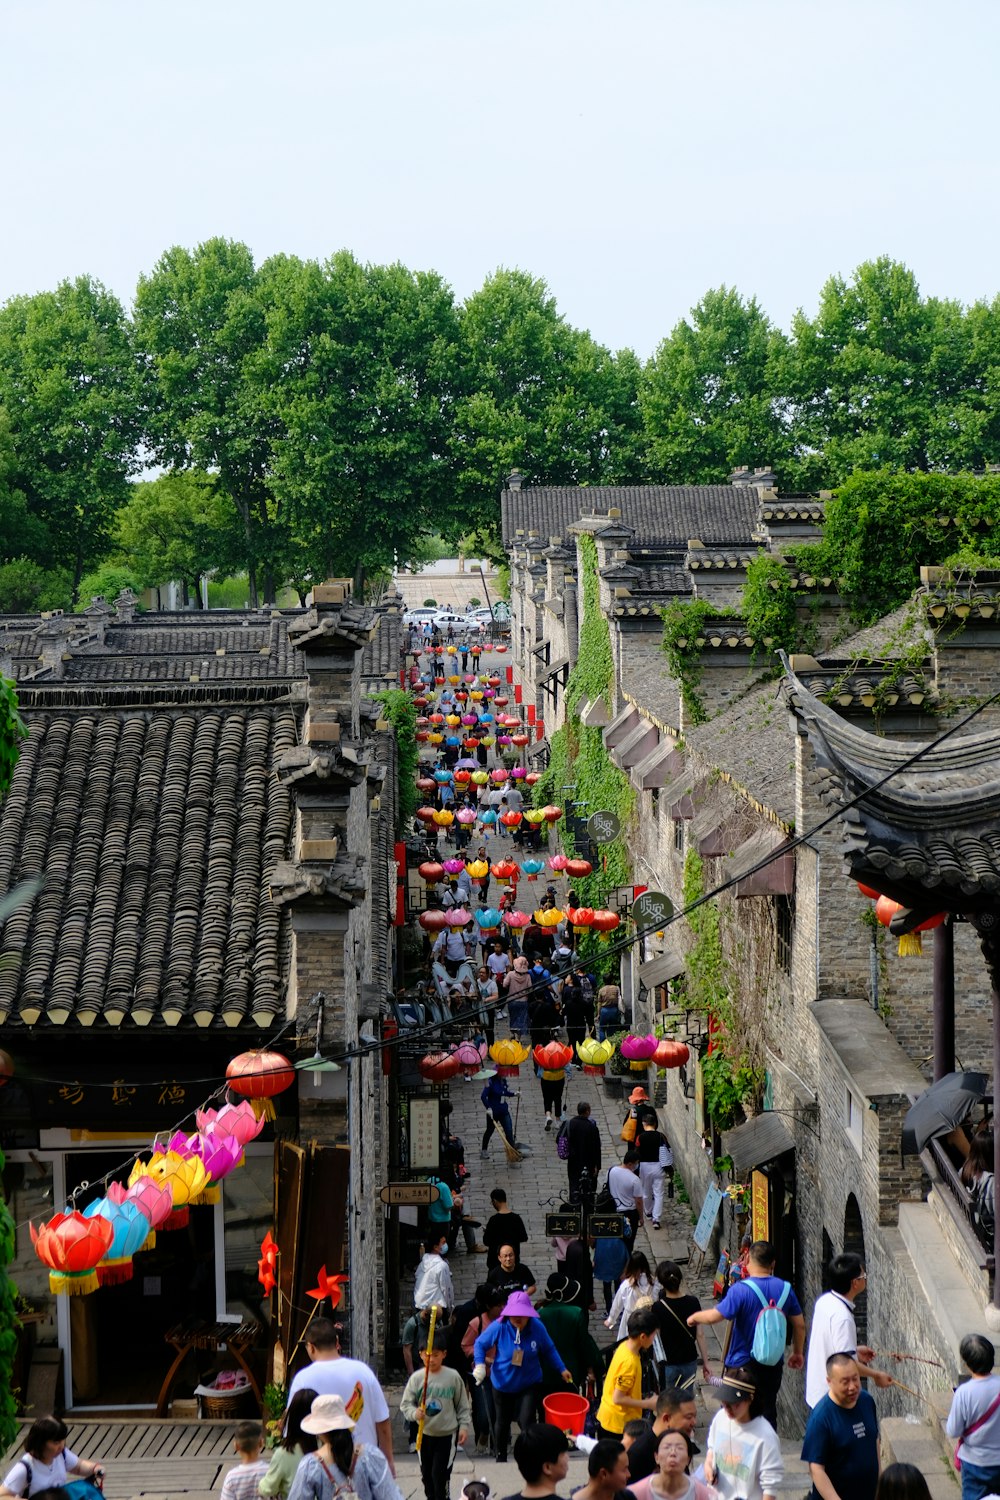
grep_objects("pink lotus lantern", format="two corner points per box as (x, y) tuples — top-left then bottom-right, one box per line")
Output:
(503, 910), (531, 931)
(549, 854), (569, 873)
(456, 808), (477, 825)
(498, 735), (512, 746)
(451, 1039), (487, 1074)
(109, 1177), (174, 1251)
(445, 907), (472, 927)
(442, 857), (466, 879)
(490, 768), (509, 783)
(461, 714), (477, 726)
(511, 767), (527, 779)
(195, 1100), (266, 1148)
(185, 1132), (245, 1204)
(620, 1034), (659, 1072)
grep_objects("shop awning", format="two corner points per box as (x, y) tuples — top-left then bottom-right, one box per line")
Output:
(527, 737), (550, 760)
(580, 697), (610, 728)
(722, 1112), (795, 1175)
(613, 720), (660, 770)
(603, 704), (640, 749)
(692, 802), (729, 857)
(726, 826), (795, 896)
(659, 770), (699, 819)
(630, 742), (683, 792)
(638, 952), (686, 988)
(543, 656), (570, 678)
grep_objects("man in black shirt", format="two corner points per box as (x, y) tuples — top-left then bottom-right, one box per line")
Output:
(626, 1389), (699, 1482)
(487, 1243), (537, 1297)
(566, 1100), (602, 1205)
(482, 1188), (529, 1268)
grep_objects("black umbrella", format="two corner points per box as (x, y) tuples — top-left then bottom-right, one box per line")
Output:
(902, 1071), (989, 1154)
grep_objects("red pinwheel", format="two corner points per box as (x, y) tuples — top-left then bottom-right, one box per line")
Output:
(258, 1229), (279, 1294)
(307, 1266), (350, 1308)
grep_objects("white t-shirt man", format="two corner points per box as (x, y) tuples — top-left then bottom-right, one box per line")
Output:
(608, 1164), (644, 1213)
(805, 1291), (858, 1408)
(287, 1355), (390, 1450)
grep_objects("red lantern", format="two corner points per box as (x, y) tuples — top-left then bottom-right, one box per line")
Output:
(875, 897), (946, 956)
(511, 734), (530, 748)
(418, 861), (445, 884)
(415, 806), (437, 823)
(542, 805), (563, 823)
(525, 773), (541, 786)
(652, 1039), (690, 1069)
(32, 1211), (115, 1296)
(416, 777), (436, 794)
(0, 1051), (13, 1088)
(857, 882), (882, 900)
(418, 1051), (462, 1082)
(226, 1050), (296, 1120)
(532, 1041), (574, 1072)
(591, 910), (620, 935)
(419, 910), (448, 933)
(564, 858), (593, 879)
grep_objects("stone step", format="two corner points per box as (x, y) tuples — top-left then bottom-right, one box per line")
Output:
(897, 1201), (986, 1358)
(882, 1415), (959, 1497)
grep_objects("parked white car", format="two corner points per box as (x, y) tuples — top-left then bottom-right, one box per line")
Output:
(403, 607), (438, 628)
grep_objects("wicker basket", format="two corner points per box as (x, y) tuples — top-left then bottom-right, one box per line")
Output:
(199, 1385), (254, 1419)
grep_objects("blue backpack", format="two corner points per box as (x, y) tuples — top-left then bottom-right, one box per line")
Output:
(747, 1278), (791, 1365)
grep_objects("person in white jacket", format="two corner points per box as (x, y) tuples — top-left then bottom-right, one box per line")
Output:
(704, 1369), (783, 1500)
(414, 1231), (455, 1316)
(604, 1251), (659, 1341)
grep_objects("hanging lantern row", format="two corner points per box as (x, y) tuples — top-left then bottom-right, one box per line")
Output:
(31, 1050), (296, 1296)
(417, 1039), (487, 1082)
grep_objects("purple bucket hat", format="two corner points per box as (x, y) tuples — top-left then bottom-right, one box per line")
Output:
(501, 1290), (536, 1319)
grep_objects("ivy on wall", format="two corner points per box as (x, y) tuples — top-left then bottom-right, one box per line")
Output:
(660, 598), (739, 724)
(372, 689), (418, 832)
(565, 534), (614, 716)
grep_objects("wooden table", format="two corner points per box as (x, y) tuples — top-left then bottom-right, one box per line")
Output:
(155, 1318), (263, 1417)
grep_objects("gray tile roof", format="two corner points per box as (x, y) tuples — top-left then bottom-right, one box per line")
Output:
(0, 704), (300, 1029)
(502, 484), (761, 550)
(684, 682), (796, 827)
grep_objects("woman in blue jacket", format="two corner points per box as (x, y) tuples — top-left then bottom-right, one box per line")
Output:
(472, 1290), (573, 1462)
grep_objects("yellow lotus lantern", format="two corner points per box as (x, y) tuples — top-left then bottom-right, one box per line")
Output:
(523, 809), (546, 826)
(447, 674), (461, 685)
(470, 690), (484, 702)
(432, 809), (454, 827)
(471, 770), (490, 785)
(533, 907), (565, 927)
(445, 714), (461, 727)
(466, 859), (490, 884)
(577, 1037), (615, 1076)
(446, 646), (458, 655)
(489, 1038), (530, 1077)
(427, 732), (443, 745)
(480, 735), (496, 747)
(129, 1150), (209, 1230)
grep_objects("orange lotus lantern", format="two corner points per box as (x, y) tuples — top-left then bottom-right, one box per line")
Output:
(533, 1041), (574, 1073)
(567, 906), (595, 932)
(500, 811), (522, 828)
(32, 1210), (115, 1296)
(226, 1049), (296, 1120)
(653, 1038), (690, 1069)
(489, 1038), (530, 1077)
(874, 896), (946, 956)
(492, 859), (519, 884)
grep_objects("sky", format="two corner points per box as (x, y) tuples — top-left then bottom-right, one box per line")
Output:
(1, 0), (998, 359)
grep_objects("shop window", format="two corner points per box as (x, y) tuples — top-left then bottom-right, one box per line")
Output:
(844, 1086), (863, 1156)
(673, 818), (684, 854)
(774, 894), (794, 974)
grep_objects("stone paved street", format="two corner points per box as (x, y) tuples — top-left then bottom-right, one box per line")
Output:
(386, 813), (810, 1492)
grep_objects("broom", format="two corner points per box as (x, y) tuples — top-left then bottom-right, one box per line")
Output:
(493, 1114), (524, 1164)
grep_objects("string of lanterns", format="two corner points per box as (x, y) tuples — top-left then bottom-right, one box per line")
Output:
(31, 1050), (301, 1297)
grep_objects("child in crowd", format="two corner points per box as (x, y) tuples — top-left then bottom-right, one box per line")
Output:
(220, 1421), (269, 1500)
(400, 1329), (472, 1500)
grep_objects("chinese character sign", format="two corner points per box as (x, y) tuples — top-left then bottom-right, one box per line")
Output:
(408, 1098), (439, 1170)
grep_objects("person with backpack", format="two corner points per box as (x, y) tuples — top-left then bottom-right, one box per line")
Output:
(687, 1239), (805, 1432)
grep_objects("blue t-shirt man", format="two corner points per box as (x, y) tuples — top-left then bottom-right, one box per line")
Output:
(802, 1386), (879, 1500)
(715, 1274), (803, 1367)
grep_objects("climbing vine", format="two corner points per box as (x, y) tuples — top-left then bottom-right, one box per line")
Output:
(660, 599), (739, 725)
(372, 689), (418, 832)
(0, 678), (25, 806)
(565, 534), (614, 716)
(741, 553), (805, 659)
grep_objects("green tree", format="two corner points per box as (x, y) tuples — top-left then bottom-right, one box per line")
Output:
(786, 257), (980, 485)
(74, 562), (143, 611)
(0, 276), (140, 586)
(265, 251), (460, 592)
(134, 240), (290, 605)
(0, 558), (73, 613)
(451, 269), (643, 543)
(641, 287), (791, 483)
(114, 471), (240, 604)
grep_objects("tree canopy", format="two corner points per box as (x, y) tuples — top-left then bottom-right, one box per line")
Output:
(0, 247), (999, 613)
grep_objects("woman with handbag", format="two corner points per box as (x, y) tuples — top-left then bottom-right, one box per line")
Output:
(1, 1417), (105, 1499)
(288, 1394), (403, 1500)
(651, 1262), (711, 1395)
(945, 1333), (1000, 1499)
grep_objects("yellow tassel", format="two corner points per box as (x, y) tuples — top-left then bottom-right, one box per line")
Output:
(190, 1186), (221, 1207)
(898, 931), (923, 957)
(248, 1097), (276, 1122)
(50, 1270), (100, 1296)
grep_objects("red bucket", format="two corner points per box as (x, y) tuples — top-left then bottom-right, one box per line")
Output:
(542, 1391), (589, 1435)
